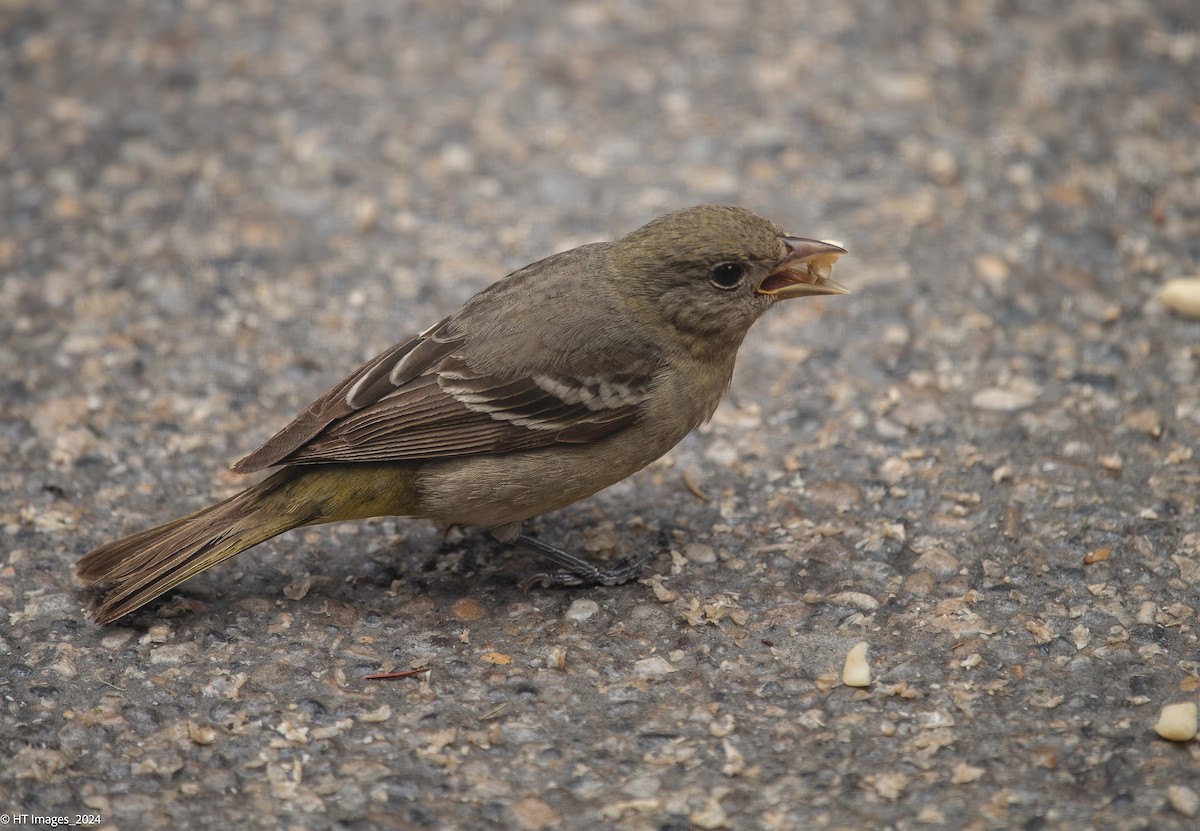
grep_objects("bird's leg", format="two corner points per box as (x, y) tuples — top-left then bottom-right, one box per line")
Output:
(514, 533), (654, 590)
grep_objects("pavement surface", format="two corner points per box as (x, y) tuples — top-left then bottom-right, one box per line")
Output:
(3, 1), (1200, 829)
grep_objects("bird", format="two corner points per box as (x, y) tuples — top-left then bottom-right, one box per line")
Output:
(76, 204), (848, 623)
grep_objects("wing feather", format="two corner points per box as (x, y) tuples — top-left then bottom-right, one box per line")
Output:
(232, 316), (656, 472)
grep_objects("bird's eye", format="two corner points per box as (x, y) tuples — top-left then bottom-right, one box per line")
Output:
(709, 262), (746, 290)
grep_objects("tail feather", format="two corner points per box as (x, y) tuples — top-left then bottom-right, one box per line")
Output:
(78, 463), (421, 624)
(77, 469), (308, 623)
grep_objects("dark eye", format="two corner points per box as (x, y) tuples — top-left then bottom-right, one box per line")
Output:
(709, 262), (746, 290)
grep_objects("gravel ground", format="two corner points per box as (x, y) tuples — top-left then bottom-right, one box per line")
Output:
(3, 1), (1200, 829)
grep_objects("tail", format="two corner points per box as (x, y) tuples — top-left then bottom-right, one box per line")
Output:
(77, 463), (421, 623)
(76, 469), (311, 623)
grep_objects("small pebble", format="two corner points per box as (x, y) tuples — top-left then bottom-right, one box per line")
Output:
(721, 738), (745, 777)
(971, 388), (1037, 412)
(1154, 702), (1197, 741)
(843, 641), (872, 687)
(565, 599), (600, 622)
(1168, 785), (1200, 818)
(450, 597), (486, 621)
(358, 704), (392, 723)
(633, 656), (675, 677)
(828, 591), (880, 612)
(871, 770), (908, 800)
(511, 795), (561, 831)
(1135, 602), (1159, 625)
(1123, 408), (1163, 438)
(354, 198), (380, 232)
(187, 721), (217, 745)
(1159, 277), (1200, 319)
(974, 253), (1009, 288)
(683, 542), (718, 564)
(708, 714), (736, 738)
(951, 762), (986, 784)
(902, 571), (937, 595)
(911, 547), (960, 578)
(689, 795), (729, 830)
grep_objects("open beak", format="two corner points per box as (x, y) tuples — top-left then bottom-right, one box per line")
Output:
(756, 237), (849, 299)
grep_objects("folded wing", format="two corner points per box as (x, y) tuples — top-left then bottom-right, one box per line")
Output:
(233, 317), (654, 473)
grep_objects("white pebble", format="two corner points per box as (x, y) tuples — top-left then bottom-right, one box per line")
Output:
(1154, 702), (1198, 742)
(1160, 277), (1200, 319)
(633, 656), (675, 677)
(828, 591), (880, 612)
(683, 542), (717, 564)
(971, 388), (1037, 412)
(843, 641), (872, 687)
(565, 599), (600, 622)
(1169, 785), (1200, 818)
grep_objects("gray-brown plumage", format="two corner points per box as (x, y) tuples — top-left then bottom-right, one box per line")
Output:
(77, 204), (848, 623)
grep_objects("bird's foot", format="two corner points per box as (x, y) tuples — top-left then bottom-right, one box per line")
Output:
(514, 533), (654, 591)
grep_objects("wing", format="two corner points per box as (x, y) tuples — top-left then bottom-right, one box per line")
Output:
(232, 316), (656, 473)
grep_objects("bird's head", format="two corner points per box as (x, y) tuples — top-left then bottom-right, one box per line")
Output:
(612, 204), (848, 358)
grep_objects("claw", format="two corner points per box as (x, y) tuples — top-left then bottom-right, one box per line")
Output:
(513, 534), (656, 589)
